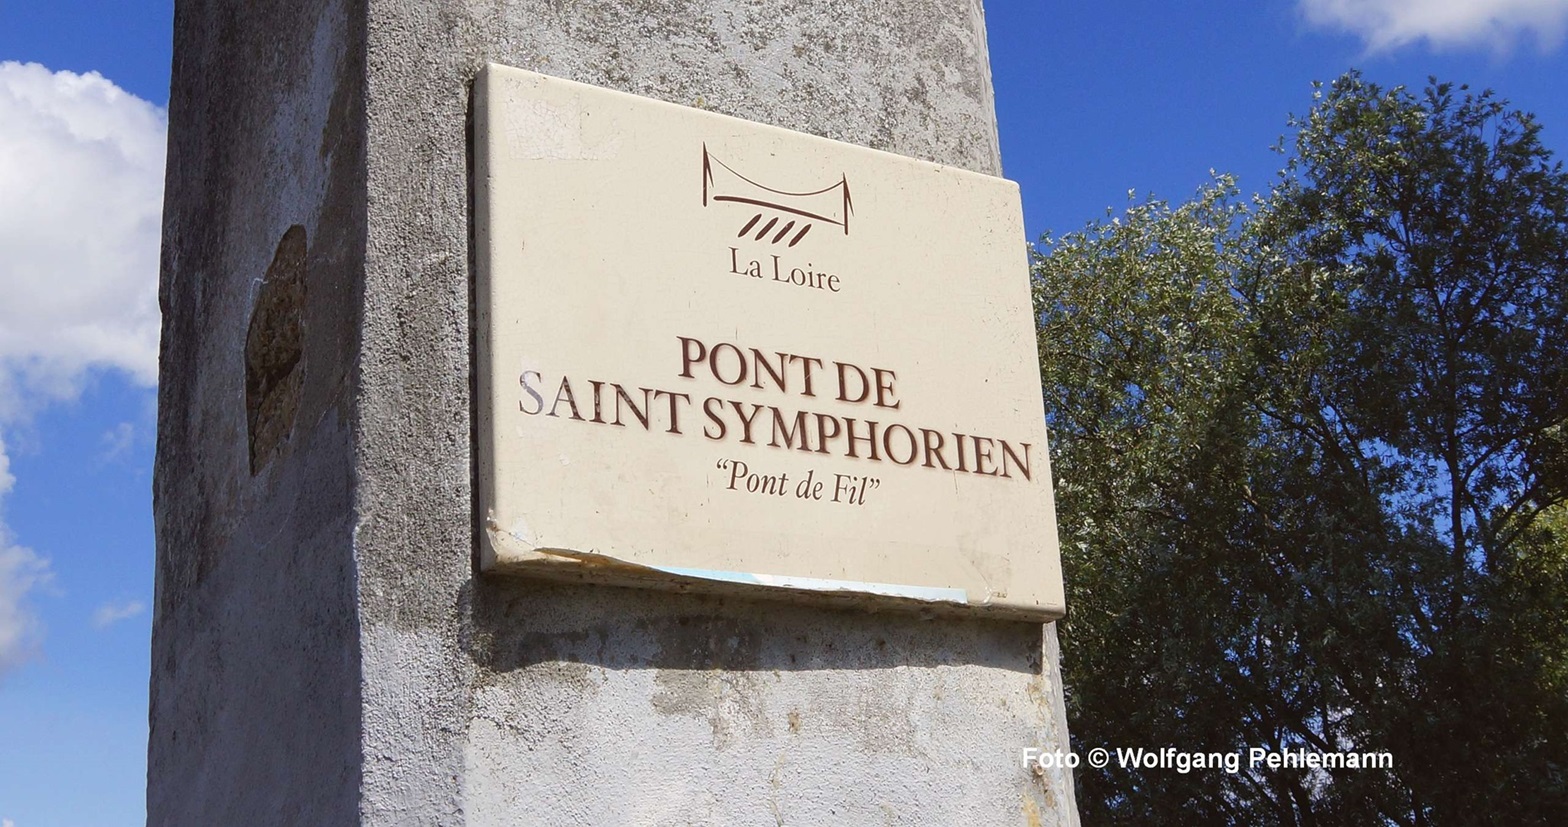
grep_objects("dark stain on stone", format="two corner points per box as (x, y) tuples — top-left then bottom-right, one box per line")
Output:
(246, 225), (307, 474)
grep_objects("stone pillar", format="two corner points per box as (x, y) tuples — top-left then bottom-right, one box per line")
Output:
(151, 1), (1077, 824)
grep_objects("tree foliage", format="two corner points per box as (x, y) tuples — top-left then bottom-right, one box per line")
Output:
(1035, 72), (1568, 825)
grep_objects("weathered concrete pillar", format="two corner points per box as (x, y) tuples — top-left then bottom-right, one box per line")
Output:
(151, 1), (1077, 824)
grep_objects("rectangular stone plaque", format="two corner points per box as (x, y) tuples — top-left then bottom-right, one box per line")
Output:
(474, 63), (1064, 619)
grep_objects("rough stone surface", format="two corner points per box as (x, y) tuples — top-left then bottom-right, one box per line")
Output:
(153, 0), (1077, 824)
(151, 2), (366, 824)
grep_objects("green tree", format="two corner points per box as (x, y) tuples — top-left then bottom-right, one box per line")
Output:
(1036, 72), (1568, 825)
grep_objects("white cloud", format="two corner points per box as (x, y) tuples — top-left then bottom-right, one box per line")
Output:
(0, 63), (163, 679)
(91, 598), (145, 629)
(2, 436), (52, 676)
(0, 61), (166, 420)
(0, 432), (12, 496)
(1300, 0), (1568, 52)
(0, 541), (49, 670)
(100, 421), (135, 461)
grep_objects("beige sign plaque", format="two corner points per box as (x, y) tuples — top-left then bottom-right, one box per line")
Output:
(474, 63), (1064, 619)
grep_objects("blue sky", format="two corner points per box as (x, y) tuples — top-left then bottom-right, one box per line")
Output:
(1, 1), (1565, 824)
